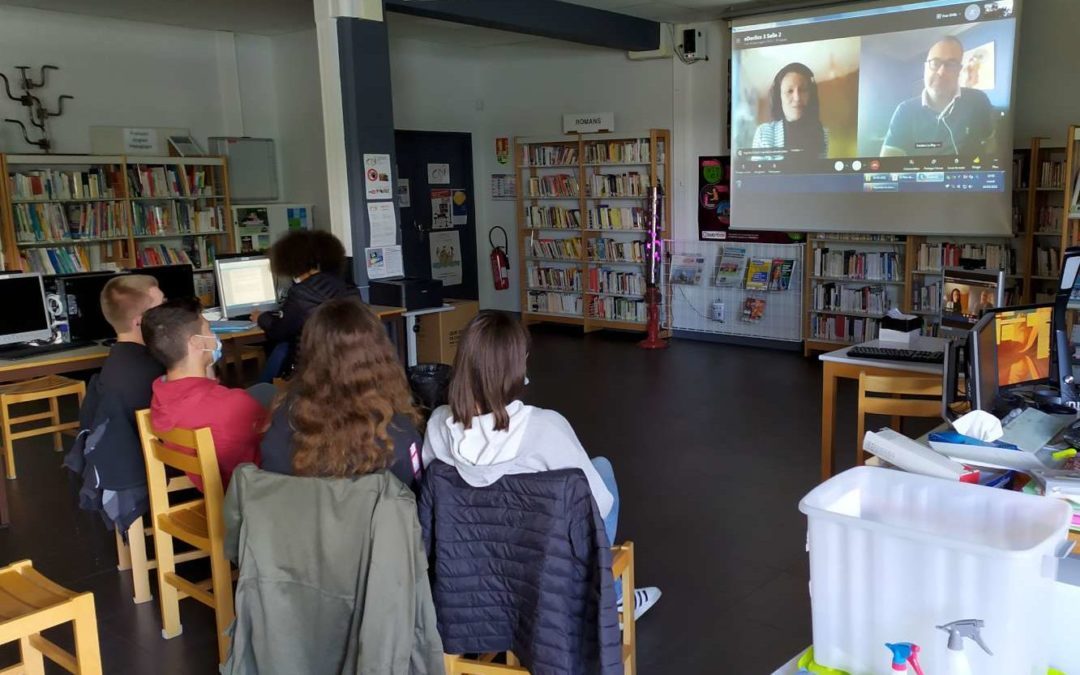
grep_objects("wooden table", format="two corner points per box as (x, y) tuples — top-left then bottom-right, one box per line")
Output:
(0, 345), (111, 385)
(819, 338), (945, 481)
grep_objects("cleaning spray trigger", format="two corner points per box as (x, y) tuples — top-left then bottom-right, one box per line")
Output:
(936, 619), (993, 655)
(884, 643), (925, 675)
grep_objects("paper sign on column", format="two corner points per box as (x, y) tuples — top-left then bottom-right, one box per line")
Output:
(429, 230), (463, 286)
(367, 201), (397, 247)
(363, 153), (393, 200)
(365, 245), (403, 279)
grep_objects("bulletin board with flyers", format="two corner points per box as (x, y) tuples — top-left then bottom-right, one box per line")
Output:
(664, 239), (804, 342)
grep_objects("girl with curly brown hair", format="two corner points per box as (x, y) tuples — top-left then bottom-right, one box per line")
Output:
(259, 297), (423, 489)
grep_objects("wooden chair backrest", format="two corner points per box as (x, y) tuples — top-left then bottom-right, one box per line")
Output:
(134, 409), (226, 543)
(858, 373), (943, 418)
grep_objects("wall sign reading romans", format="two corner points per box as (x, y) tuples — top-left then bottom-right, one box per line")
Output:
(562, 112), (614, 134)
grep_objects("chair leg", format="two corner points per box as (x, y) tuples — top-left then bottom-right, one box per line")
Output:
(506, 652), (520, 667)
(0, 468), (9, 526)
(622, 543), (637, 675)
(127, 518), (153, 604)
(49, 396), (62, 452)
(153, 527), (183, 639)
(115, 528), (132, 571)
(71, 594), (103, 675)
(19, 634), (46, 675)
(210, 549), (236, 664)
(1, 399), (15, 479)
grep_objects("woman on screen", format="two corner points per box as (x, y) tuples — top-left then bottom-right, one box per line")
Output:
(751, 62), (829, 156)
(945, 288), (963, 313)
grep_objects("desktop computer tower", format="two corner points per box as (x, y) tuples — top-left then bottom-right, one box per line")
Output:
(44, 272), (120, 343)
(369, 278), (443, 310)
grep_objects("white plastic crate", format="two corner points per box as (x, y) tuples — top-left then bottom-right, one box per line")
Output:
(799, 467), (1071, 675)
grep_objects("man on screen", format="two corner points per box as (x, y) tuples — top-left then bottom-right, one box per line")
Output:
(880, 36), (995, 157)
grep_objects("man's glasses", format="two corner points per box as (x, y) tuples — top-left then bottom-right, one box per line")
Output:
(926, 58), (963, 73)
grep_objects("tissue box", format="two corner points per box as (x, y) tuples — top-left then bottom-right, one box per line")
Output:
(879, 315), (923, 344)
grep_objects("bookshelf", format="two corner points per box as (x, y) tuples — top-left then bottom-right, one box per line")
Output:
(0, 154), (234, 277)
(515, 129), (670, 333)
(1023, 138), (1066, 303)
(1058, 125), (1080, 258)
(803, 233), (910, 354)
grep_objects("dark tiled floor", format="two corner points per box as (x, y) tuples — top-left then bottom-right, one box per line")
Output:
(0, 328), (880, 674)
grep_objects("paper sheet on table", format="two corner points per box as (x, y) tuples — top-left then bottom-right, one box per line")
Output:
(998, 407), (1074, 454)
(952, 410), (1004, 442)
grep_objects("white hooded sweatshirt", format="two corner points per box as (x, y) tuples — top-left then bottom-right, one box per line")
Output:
(421, 401), (614, 517)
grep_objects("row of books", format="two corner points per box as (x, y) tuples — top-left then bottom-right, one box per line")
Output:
(1039, 160), (1066, 189)
(813, 248), (901, 281)
(137, 245), (193, 268)
(527, 174), (580, 198)
(1037, 205), (1064, 232)
(529, 237), (583, 260)
(21, 247), (96, 275)
(913, 282), (941, 314)
(127, 165), (214, 199)
(810, 314), (879, 343)
(588, 296), (645, 323)
(14, 202), (125, 242)
(589, 172), (649, 198)
(583, 140), (651, 165)
(915, 243), (1011, 273)
(525, 206), (580, 229)
(1012, 157), (1028, 190)
(133, 203), (224, 236)
(527, 290), (582, 315)
(526, 264), (582, 292)
(9, 168), (122, 201)
(588, 238), (645, 263)
(813, 233), (903, 242)
(1035, 247), (1061, 278)
(588, 206), (645, 230)
(525, 145), (577, 167)
(812, 283), (893, 315)
(587, 268), (644, 296)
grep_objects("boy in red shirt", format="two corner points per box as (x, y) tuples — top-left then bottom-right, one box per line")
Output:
(142, 298), (265, 489)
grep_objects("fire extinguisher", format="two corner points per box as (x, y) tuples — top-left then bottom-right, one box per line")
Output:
(489, 226), (510, 291)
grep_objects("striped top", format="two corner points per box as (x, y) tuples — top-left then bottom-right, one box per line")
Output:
(750, 120), (830, 160)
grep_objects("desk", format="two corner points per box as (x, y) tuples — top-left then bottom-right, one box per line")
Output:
(0, 346), (111, 385)
(402, 304), (454, 367)
(819, 338), (945, 481)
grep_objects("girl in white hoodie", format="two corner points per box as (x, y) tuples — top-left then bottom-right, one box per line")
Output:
(422, 311), (660, 618)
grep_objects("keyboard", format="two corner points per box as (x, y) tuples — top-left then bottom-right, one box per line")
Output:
(848, 345), (944, 364)
(209, 320), (256, 333)
(0, 339), (95, 361)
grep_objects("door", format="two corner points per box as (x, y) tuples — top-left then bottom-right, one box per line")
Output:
(394, 130), (478, 300)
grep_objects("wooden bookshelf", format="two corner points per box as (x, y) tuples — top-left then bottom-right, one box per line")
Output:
(1022, 138), (1066, 302)
(515, 129), (670, 333)
(0, 154), (234, 276)
(1059, 125), (1080, 254)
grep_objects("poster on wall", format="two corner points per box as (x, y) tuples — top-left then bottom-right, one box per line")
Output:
(363, 153), (393, 200)
(698, 155), (801, 243)
(427, 163), (450, 185)
(286, 207), (310, 230)
(496, 137), (510, 165)
(236, 207), (271, 252)
(366, 245), (404, 279)
(431, 189), (452, 229)
(451, 189), (468, 225)
(367, 201), (397, 247)
(396, 179), (411, 208)
(429, 230), (463, 286)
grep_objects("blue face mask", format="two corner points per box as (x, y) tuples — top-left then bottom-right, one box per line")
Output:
(197, 334), (223, 365)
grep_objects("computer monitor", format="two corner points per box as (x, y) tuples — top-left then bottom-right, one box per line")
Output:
(969, 304), (1054, 413)
(136, 264), (195, 301)
(1054, 247), (1080, 406)
(0, 273), (52, 346)
(214, 256), (278, 318)
(54, 271), (120, 342)
(940, 268), (1006, 334)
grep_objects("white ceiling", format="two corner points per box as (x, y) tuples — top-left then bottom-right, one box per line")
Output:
(0, 0), (783, 37)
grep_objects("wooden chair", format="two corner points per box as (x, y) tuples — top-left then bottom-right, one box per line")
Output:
(857, 373), (943, 465)
(0, 375), (85, 479)
(135, 409), (234, 664)
(0, 559), (102, 675)
(114, 475), (207, 605)
(443, 542), (637, 675)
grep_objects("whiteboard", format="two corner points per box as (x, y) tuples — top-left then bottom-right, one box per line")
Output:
(208, 137), (279, 201)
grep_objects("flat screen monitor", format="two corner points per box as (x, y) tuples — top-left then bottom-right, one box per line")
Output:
(0, 273), (52, 346)
(940, 267), (1005, 332)
(969, 303), (1053, 412)
(215, 256), (278, 318)
(730, 0), (1021, 235)
(136, 264), (195, 301)
(55, 271), (119, 342)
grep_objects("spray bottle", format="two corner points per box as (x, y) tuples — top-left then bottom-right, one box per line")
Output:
(936, 619), (993, 675)
(884, 643), (925, 675)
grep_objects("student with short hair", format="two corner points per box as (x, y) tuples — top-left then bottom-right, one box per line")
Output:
(143, 298), (266, 489)
(253, 230), (361, 377)
(67, 274), (167, 531)
(422, 311), (661, 618)
(260, 297), (423, 490)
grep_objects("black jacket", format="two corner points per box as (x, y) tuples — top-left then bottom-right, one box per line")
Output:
(257, 272), (362, 372)
(419, 460), (623, 675)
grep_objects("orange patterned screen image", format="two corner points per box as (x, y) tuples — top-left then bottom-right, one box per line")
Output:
(994, 307), (1052, 387)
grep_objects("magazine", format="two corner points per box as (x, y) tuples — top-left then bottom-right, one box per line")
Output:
(712, 246), (747, 286)
(744, 257), (773, 290)
(669, 255), (706, 285)
(778, 258), (796, 290)
(741, 297), (767, 322)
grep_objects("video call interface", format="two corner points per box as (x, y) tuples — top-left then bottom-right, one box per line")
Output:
(731, 1), (1017, 195)
(941, 277), (999, 327)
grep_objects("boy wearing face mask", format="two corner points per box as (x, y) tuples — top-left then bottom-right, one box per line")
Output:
(142, 298), (267, 490)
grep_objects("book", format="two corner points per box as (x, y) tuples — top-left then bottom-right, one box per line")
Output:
(865, 428), (977, 482)
(712, 246), (746, 286)
(778, 258), (796, 290)
(669, 255), (705, 285)
(744, 257), (773, 290)
(740, 297), (767, 322)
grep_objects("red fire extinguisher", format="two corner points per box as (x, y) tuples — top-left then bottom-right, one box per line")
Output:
(489, 226), (510, 291)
